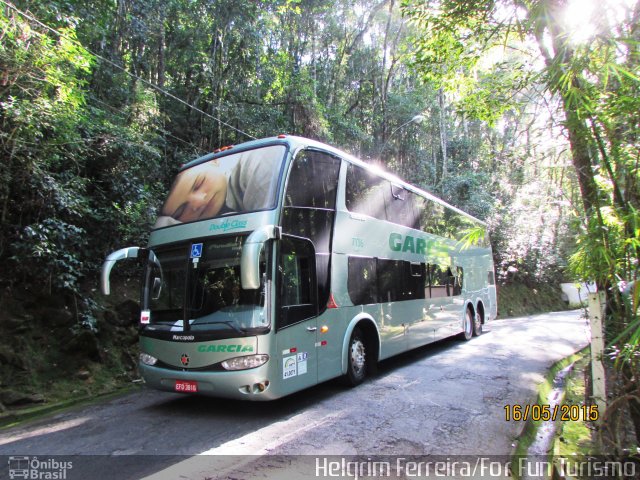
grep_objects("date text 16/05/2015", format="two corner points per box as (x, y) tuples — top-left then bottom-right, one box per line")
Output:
(504, 404), (599, 422)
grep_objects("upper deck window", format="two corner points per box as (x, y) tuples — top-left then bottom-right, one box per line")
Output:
(154, 145), (286, 229)
(345, 163), (487, 245)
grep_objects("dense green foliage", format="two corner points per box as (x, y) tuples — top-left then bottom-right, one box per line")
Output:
(402, 0), (640, 451)
(1, 0), (574, 304)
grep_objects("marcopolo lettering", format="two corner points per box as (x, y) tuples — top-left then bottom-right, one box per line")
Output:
(389, 232), (430, 254)
(197, 344), (254, 353)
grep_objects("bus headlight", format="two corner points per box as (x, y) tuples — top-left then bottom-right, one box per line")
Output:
(140, 353), (158, 366)
(221, 354), (269, 371)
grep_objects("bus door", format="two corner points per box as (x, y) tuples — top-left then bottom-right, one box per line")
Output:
(277, 148), (340, 393)
(275, 235), (319, 394)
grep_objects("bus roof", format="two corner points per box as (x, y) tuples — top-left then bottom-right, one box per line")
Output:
(183, 135), (486, 227)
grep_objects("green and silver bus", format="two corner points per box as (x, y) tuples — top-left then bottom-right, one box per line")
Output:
(101, 135), (497, 400)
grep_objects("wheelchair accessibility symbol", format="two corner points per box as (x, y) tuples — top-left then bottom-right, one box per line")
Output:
(190, 243), (203, 259)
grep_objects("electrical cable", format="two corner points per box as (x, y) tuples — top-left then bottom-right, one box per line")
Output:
(0, 0), (257, 141)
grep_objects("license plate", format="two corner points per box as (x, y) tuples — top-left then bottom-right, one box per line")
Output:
(174, 380), (198, 393)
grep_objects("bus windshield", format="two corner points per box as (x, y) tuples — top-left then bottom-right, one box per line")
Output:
(143, 236), (268, 337)
(154, 144), (286, 228)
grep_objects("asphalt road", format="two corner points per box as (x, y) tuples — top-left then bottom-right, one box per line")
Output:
(0, 310), (589, 480)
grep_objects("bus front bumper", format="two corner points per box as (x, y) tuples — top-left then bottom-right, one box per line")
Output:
(139, 362), (280, 401)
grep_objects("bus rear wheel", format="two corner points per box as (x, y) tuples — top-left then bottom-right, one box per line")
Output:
(345, 327), (367, 386)
(462, 309), (473, 341)
(473, 311), (483, 336)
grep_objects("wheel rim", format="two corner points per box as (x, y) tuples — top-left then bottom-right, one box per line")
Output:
(350, 338), (366, 376)
(474, 313), (482, 333)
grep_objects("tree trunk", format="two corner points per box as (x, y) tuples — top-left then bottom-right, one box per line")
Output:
(560, 100), (600, 214)
(438, 88), (448, 191)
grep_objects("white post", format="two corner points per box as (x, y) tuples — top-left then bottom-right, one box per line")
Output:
(588, 291), (607, 419)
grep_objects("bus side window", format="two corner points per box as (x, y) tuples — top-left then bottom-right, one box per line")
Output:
(430, 264), (454, 298)
(284, 150), (340, 210)
(421, 200), (446, 238)
(347, 256), (377, 305)
(453, 267), (463, 296)
(377, 259), (403, 303)
(405, 262), (426, 300)
(278, 236), (317, 329)
(345, 164), (388, 221)
(385, 185), (417, 229)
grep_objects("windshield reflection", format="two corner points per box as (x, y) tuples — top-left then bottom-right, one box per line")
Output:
(143, 236), (268, 336)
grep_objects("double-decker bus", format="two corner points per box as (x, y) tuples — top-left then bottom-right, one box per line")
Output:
(101, 135), (497, 400)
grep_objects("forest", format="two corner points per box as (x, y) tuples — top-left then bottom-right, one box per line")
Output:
(0, 0), (638, 459)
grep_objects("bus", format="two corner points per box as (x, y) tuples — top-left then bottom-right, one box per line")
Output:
(101, 135), (497, 400)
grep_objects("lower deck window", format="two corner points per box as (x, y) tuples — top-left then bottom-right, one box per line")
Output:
(348, 256), (463, 305)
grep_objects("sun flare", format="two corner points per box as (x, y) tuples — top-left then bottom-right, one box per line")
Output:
(563, 0), (637, 44)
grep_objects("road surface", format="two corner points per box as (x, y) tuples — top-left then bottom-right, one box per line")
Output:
(0, 310), (589, 479)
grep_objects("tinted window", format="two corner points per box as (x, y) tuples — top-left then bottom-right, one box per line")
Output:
(405, 262), (426, 300)
(278, 236), (317, 328)
(281, 208), (334, 254)
(285, 150), (340, 209)
(345, 163), (485, 242)
(377, 259), (404, 303)
(346, 164), (420, 229)
(453, 266), (463, 296)
(280, 238), (313, 306)
(416, 196), (486, 244)
(348, 257), (377, 305)
(429, 264), (454, 298)
(348, 257), (426, 305)
(385, 185), (418, 229)
(345, 164), (389, 221)
(420, 200), (446, 238)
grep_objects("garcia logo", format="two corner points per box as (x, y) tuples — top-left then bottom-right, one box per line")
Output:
(209, 219), (248, 232)
(197, 344), (254, 353)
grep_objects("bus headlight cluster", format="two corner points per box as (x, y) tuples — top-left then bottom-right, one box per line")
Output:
(140, 353), (158, 366)
(221, 354), (269, 371)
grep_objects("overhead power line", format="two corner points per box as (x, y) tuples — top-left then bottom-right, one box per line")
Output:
(89, 95), (206, 154)
(0, 0), (257, 141)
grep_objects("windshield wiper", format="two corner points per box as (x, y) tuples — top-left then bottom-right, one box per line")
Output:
(189, 319), (248, 334)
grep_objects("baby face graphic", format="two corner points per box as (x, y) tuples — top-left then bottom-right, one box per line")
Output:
(161, 160), (228, 223)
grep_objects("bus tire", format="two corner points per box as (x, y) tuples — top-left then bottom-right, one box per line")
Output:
(462, 309), (473, 341)
(473, 311), (483, 336)
(345, 327), (367, 386)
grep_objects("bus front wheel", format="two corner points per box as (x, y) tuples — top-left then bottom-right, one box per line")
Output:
(345, 327), (367, 386)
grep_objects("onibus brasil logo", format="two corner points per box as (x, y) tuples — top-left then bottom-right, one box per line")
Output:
(8, 456), (73, 479)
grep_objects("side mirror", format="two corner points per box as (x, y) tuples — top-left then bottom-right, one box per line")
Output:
(101, 247), (141, 295)
(101, 247), (161, 296)
(240, 225), (281, 290)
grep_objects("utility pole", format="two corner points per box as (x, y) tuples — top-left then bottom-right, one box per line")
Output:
(588, 291), (607, 420)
